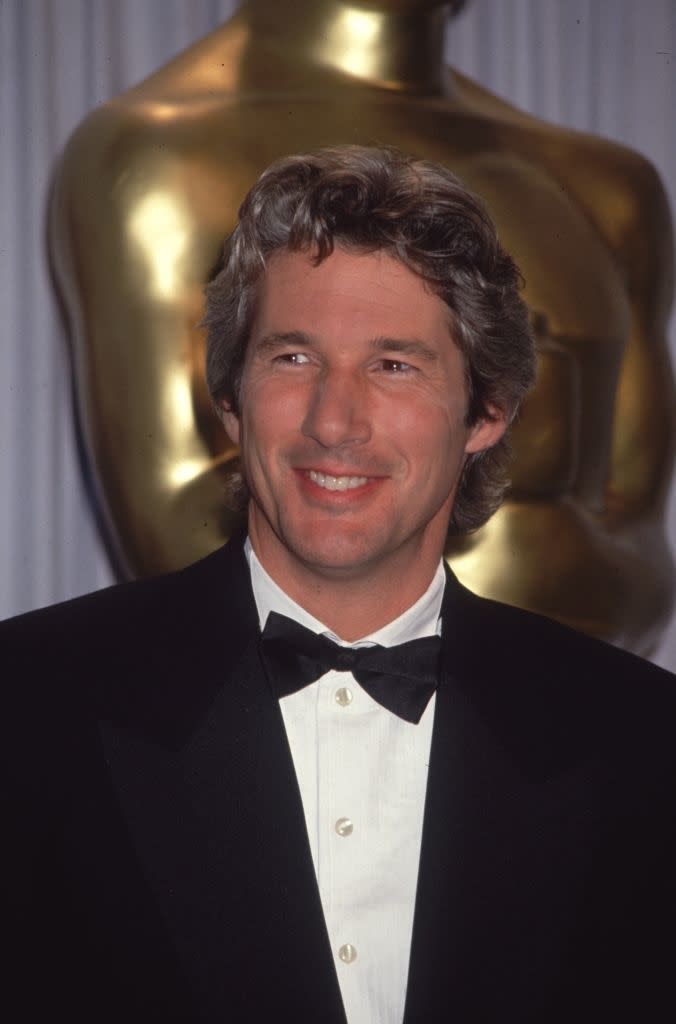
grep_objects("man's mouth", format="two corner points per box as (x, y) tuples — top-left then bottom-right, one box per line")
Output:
(306, 470), (370, 492)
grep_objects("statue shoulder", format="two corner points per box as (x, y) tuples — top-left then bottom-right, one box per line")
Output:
(451, 68), (673, 289)
(51, 94), (245, 247)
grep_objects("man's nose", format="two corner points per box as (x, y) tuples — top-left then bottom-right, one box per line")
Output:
(301, 368), (372, 448)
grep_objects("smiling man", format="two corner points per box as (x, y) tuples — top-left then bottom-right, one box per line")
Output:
(221, 245), (504, 637)
(3, 146), (676, 1023)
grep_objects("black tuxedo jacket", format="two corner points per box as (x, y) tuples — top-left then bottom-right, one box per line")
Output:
(2, 535), (676, 1022)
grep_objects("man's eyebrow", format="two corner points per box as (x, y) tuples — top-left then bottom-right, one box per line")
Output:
(252, 330), (316, 354)
(371, 337), (440, 362)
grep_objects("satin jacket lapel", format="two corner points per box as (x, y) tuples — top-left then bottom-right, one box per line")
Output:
(99, 538), (346, 1023)
(403, 571), (601, 1022)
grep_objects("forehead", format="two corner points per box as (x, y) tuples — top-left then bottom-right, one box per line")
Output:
(251, 247), (454, 345)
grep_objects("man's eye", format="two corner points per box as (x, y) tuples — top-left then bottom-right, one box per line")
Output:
(381, 359), (413, 373)
(276, 352), (310, 365)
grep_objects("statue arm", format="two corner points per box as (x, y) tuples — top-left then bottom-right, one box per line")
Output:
(528, 132), (676, 530)
(602, 156), (676, 529)
(452, 71), (676, 506)
(49, 106), (241, 577)
(495, 117), (676, 532)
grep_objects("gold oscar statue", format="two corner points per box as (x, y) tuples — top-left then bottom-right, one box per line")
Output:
(50, 0), (675, 655)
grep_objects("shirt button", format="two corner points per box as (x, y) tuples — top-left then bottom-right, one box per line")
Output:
(338, 943), (357, 964)
(335, 817), (354, 837)
(335, 686), (353, 706)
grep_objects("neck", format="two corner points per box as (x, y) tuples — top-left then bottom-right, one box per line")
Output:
(249, 531), (445, 642)
(242, 0), (450, 94)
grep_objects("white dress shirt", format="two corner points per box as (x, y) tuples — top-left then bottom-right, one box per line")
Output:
(246, 540), (444, 1024)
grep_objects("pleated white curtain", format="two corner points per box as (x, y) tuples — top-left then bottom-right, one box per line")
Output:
(1, 0), (674, 664)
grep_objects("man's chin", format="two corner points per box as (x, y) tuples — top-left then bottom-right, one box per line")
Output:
(280, 529), (398, 580)
(250, 508), (413, 582)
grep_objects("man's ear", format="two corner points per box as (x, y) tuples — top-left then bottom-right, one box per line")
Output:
(220, 400), (241, 445)
(464, 404), (508, 455)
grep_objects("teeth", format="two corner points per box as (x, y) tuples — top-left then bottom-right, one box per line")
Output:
(307, 470), (369, 492)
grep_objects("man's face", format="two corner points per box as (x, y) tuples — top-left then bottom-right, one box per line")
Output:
(222, 247), (504, 588)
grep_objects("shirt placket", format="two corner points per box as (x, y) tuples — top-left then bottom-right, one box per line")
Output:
(317, 668), (365, 995)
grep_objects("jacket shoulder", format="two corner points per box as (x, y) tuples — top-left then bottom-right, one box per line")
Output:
(0, 537), (254, 696)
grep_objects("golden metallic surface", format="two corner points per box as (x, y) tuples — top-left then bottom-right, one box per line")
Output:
(50, 0), (676, 655)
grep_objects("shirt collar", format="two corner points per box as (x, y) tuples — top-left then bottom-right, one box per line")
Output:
(245, 537), (444, 647)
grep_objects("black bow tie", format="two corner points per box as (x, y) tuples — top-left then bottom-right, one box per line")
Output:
(260, 611), (441, 724)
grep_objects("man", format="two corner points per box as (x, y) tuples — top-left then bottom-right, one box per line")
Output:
(3, 146), (676, 1023)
